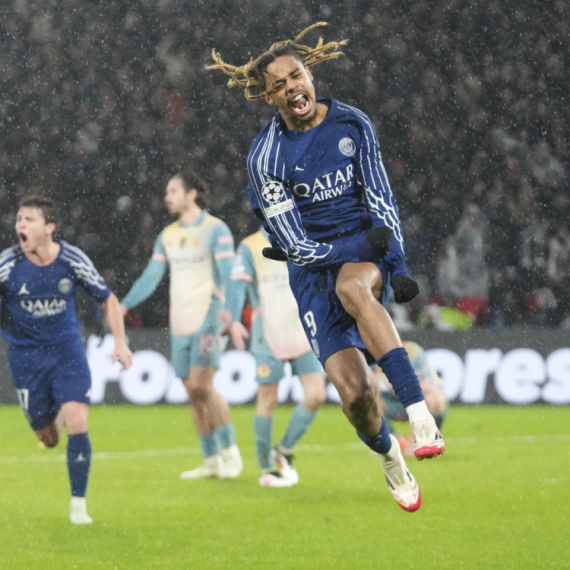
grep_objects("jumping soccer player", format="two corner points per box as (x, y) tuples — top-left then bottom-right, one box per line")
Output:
(120, 171), (242, 480)
(224, 226), (326, 487)
(375, 341), (450, 456)
(208, 23), (444, 511)
(0, 195), (133, 524)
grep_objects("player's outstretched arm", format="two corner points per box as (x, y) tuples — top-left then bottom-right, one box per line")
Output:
(121, 257), (167, 312)
(102, 293), (133, 370)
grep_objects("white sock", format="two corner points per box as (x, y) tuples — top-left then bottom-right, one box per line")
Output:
(70, 496), (87, 510)
(406, 401), (432, 424)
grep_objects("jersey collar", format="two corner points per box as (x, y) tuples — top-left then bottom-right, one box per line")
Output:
(179, 210), (207, 228)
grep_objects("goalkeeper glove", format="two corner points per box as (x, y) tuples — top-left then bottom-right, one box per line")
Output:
(390, 274), (420, 303)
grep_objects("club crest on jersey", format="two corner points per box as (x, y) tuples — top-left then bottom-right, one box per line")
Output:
(261, 180), (285, 203)
(257, 364), (271, 378)
(58, 278), (72, 293)
(339, 137), (356, 156)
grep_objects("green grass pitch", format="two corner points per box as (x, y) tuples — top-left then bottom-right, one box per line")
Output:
(0, 404), (568, 570)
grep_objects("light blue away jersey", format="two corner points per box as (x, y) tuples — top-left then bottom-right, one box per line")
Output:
(0, 240), (111, 346)
(247, 98), (407, 275)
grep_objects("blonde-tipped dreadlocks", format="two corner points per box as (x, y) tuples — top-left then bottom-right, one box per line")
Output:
(207, 22), (348, 100)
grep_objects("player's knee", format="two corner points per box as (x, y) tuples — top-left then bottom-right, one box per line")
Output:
(185, 383), (209, 403)
(304, 385), (326, 411)
(336, 277), (370, 318)
(343, 381), (375, 419)
(66, 419), (88, 435)
(425, 391), (448, 415)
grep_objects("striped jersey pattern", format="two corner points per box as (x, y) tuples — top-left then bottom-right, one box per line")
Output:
(247, 98), (408, 276)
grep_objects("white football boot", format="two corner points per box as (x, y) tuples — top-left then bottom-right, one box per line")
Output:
(180, 454), (226, 480)
(272, 446), (299, 485)
(258, 470), (294, 488)
(69, 497), (93, 525)
(411, 418), (445, 460)
(376, 435), (421, 512)
(220, 445), (243, 479)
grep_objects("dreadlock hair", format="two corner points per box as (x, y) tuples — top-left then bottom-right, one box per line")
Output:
(171, 170), (210, 210)
(207, 22), (348, 100)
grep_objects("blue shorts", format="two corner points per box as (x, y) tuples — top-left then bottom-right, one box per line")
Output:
(254, 349), (323, 385)
(288, 240), (391, 366)
(8, 336), (92, 431)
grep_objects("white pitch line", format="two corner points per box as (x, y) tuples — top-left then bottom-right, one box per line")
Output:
(1, 433), (569, 464)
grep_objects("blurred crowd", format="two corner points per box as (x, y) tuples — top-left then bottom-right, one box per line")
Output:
(1, 0), (568, 328)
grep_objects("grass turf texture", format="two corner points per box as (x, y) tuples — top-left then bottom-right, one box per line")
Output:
(0, 404), (568, 570)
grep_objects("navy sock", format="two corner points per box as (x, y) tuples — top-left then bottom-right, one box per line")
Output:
(377, 347), (424, 408)
(357, 418), (392, 454)
(67, 433), (92, 498)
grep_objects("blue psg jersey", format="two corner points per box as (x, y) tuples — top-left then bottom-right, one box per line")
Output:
(0, 240), (111, 346)
(247, 98), (408, 275)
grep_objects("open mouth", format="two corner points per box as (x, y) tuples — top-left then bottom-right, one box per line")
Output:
(19, 233), (28, 244)
(290, 93), (310, 115)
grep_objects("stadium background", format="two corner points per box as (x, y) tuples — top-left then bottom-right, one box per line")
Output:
(0, 0), (568, 397)
(1, 4), (569, 569)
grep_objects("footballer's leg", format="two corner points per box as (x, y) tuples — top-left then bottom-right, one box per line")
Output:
(404, 385), (449, 457)
(274, 363), (326, 485)
(325, 348), (420, 511)
(61, 401), (93, 525)
(335, 263), (444, 459)
(256, 383), (292, 487)
(380, 392), (411, 454)
(325, 348), (383, 436)
(191, 328), (242, 479)
(181, 365), (226, 479)
(11, 346), (60, 447)
(35, 421), (61, 448)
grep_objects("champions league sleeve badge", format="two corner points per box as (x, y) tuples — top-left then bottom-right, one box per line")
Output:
(261, 180), (285, 203)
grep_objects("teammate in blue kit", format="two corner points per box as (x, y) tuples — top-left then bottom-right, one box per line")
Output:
(120, 171), (242, 480)
(0, 196), (133, 524)
(209, 23), (444, 511)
